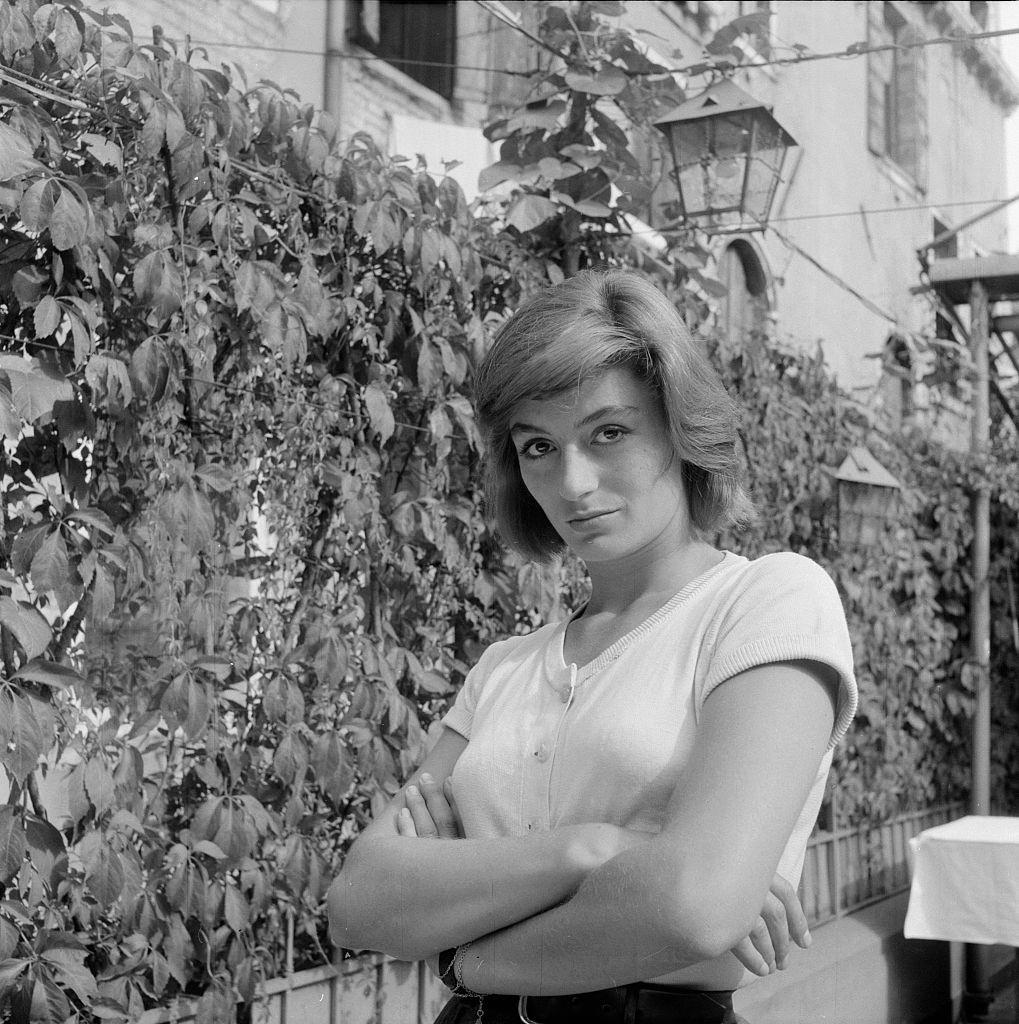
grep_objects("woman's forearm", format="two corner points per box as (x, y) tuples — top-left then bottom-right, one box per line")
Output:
(459, 839), (731, 996)
(328, 827), (623, 961)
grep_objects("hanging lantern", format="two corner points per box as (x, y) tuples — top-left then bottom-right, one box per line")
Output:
(834, 446), (902, 548)
(653, 79), (797, 233)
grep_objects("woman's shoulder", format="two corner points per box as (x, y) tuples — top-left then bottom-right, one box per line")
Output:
(472, 619), (563, 671)
(722, 549), (837, 590)
(706, 549), (845, 623)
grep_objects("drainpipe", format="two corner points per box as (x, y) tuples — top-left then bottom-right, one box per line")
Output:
(963, 277), (992, 1019)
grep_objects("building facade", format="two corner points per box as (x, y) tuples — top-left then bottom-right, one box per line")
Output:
(117, 0), (1019, 423)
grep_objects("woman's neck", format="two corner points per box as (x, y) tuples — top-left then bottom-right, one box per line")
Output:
(582, 538), (722, 618)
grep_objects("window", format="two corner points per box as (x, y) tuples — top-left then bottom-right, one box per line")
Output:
(718, 240), (769, 349)
(350, 1), (456, 101)
(867, 2), (928, 188)
(931, 216), (958, 261)
(882, 332), (915, 422)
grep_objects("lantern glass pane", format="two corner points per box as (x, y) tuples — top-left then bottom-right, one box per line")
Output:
(668, 116), (751, 219)
(743, 117), (788, 224)
(662, 104), (793, 230)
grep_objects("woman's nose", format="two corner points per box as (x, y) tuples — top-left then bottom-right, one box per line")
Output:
(558, 446), (597, 500)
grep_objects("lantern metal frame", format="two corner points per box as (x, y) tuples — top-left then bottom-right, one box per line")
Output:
(834, 446), (902, 549)
(653, 79), (797, 234)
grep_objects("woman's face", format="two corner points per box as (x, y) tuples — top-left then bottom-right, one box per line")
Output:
(509, 367), (692, 566)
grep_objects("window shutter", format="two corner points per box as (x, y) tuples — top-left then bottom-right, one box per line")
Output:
(895, 24), (928, 190)
(866, 2), (891, 156)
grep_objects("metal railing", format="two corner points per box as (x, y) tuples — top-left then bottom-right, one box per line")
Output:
(140, 802), (968, 1023)
(798, 801), (966, 927)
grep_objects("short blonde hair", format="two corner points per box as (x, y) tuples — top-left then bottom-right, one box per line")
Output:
(473, 269), (754, 562)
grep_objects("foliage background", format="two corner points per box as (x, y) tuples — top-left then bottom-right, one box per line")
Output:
(0, 0), (1016, 1020)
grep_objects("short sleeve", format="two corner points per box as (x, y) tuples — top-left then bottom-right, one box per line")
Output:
(697, 552), (857, 750)
(440, 639), (505, 740)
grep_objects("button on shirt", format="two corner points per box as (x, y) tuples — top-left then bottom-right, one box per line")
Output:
(442, 551), (858, 989)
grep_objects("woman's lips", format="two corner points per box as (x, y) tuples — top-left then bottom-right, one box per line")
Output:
(567, 509), (618, 528)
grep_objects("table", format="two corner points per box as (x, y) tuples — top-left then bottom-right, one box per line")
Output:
(904, 815), (1019, 1022)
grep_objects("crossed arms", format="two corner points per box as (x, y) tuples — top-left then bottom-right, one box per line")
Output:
(327, 659), (836, 996)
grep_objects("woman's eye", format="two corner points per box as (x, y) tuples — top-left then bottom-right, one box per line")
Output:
(594, 426), (626, 443)
(518, 439), (552, 460)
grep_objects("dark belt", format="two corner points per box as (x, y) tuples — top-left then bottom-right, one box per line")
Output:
(439, 985), (737, 1024)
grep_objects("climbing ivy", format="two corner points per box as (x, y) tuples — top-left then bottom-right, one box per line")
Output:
(0, 0), (1016, 1021)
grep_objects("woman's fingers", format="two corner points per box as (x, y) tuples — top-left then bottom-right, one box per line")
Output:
(442, 778), (465, 838)
(402, 774), (459, 839)
(419, 773), (459, 838)
(746, 914), (777, 972)
(759, 890), (790, 969)
(769, 873), (811, 949)
(396, 807), (417, 837)
(729, 934), (772, 977)
(736, 876), (812, 977)
(404, 784), (440, 837)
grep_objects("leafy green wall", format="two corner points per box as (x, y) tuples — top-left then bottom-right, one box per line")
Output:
(0, 1), (1016, 1020)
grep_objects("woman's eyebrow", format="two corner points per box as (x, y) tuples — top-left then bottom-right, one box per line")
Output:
(575, 404), (641, 428)
(509, 420), (544, 436)
(510, 404), (641, 436)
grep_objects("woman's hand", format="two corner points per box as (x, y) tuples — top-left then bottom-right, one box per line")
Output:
(395, 774), (462, 839)
(729, 873), (810, 976)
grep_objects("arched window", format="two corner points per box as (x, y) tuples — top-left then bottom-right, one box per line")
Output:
(718, 240), (769, 349)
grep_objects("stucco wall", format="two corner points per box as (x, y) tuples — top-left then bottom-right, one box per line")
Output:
(97, 0), (283, 86)
(616, 1), (1015, 392)
(763, 2), (1012, 392)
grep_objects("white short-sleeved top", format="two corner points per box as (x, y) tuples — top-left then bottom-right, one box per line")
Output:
(441, 550), (858, 989)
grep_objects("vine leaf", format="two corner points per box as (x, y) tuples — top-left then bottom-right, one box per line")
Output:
(0, 123), (41, 179)
(52, 8), (83, 63)
(79, 832), (125, 908)
(0, 598), (52, 659)
(0, 356), (73, 423)
(84, 354), (134, 416)
(311, 732), (353, 803)
(29, 974), (71, 1023)
(0, 807), (26, 883)
(5, 694), (43, 784)
(478, 161), (521, 192)
(223, 884), (249, 933)
(363, 382), (395, 444)
(0, 916), (18, 960)
(24, 814), (66, 890)
(39, 947), (97, 1006)
(49, 189), (88, 251)
(564, 66), (628, 95)
(29, 530), (71, 599)
(13, 659), (82, 691)
(506, 194), (558, 233)
(0, 379), (18, 438)
(33, 296), (60, 338)
(84, 758), (116, 816)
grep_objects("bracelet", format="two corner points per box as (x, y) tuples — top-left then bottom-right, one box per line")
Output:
(452, 941), (482, 998)
(437, 947), (457, 991)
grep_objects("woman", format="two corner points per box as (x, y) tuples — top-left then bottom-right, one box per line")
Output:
(328, 270), (857, 1024)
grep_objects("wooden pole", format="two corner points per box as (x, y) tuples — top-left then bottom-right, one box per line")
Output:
(965, 277), (992, 1015)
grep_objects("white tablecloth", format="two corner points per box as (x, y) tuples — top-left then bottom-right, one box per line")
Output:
(904, 815), (1019, 945)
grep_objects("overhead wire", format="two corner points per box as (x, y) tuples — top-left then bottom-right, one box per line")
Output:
(177, 23), (1019, 79)
(768, 227), (897, 325)
(2, 62), (1014, 232)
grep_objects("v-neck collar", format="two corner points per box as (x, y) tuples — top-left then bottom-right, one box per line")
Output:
(543, 550), (739, 688)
